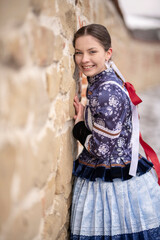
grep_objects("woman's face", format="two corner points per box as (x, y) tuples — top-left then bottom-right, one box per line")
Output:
(74, 35), (112, 77)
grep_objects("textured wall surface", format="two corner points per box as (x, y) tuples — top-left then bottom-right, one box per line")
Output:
(0, 0), (160, 240)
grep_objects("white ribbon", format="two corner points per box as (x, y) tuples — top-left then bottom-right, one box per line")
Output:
(106, 60), (139, 176)
(129, 104), (140, 176)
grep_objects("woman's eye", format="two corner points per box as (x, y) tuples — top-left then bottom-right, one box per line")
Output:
(75, 52), (82, 55)
(90, 51), (97, 54)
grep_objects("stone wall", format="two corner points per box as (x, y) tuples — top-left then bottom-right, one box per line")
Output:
(0, 0), (160, 240)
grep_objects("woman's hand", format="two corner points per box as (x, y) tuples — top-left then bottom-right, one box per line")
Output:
(73, 95), (84, 124)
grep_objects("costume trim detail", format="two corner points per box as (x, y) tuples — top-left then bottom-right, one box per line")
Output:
(73, 157), (153, 182)
(93, 123), (121, 138)
(71, 226), (160, 239)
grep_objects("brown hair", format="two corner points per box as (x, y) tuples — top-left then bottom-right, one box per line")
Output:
(73, 24), (111, 51)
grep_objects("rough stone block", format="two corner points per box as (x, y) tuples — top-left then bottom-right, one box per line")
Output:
(54, 98), (70, 129)
(42, 0), (57, 16)
(6, 201), (41, 240)
(0, 138), (42, 205)
(12, 140), (36, 202)
(43, 195), (68, 240)
(0, 31), (27, 69)
(60, 56), (75, 94)
(46, 66), (61, 100)
(0, 70), (49, 132)
(55, 128), (74, 197)
(53, 35), (64, 62)
(76, 0), (91, 19)
(34, 128), (61, 188)
(30, 20), (55, 66)
(56, 0), (77, 38)
(0, 142), (16, 230)
(56, 227), (68, 240)
(68, 42), (75, 57)
(69, 80), (76, 119)
(30, 0), (44, 15)
(11, 134), (62, 206)
(0, 0), (30, 29)
(44, 174), (56, 211)
(28, 16), (64, 66)
(31, 0), (58, 16)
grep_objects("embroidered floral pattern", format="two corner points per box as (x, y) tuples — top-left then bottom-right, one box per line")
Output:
(97, 144), (109, 156)
(75, 70), (132, 171)
(117, 137), (125, 147)
(109, 95), (119, 107)
(90, 97), (98, 107)
(105, 106), (113, 116)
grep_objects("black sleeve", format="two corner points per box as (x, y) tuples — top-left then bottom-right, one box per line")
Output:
(72, 121), (92, 146)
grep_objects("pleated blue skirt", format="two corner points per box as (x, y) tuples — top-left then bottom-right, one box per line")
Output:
(70, 171), (160, 239)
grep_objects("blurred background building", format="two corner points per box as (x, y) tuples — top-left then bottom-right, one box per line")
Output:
(118, 0), (160, 41)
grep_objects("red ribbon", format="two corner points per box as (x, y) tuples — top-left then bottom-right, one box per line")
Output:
(125, 82), (160, 185)
(140, 133), (160, 185)
(125, 82), (142, 106)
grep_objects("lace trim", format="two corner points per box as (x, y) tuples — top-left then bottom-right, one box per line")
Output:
(71, 225), (160, 239)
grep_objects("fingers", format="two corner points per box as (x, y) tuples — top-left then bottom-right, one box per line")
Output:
(73, 102), (79, 114)
(79, 103), (85, 110)
(74, 95), (79, 107)
(73, 96), (85, 124)
(74, 102), (84, 124)
(73, 95), (79, 114)
(74, 95), (79, 103)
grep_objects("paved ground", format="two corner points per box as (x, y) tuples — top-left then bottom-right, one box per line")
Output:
(138, 85), (160, 159)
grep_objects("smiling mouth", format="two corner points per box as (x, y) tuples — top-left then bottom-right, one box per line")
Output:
(82, 65), (95, 70)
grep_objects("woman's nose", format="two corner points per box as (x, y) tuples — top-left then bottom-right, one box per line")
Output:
(81, 53), (89, 63)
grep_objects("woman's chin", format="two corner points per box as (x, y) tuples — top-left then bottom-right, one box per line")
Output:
(82, 69), (96, 77)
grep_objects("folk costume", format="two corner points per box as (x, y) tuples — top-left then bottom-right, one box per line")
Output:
(71, 61), (160, 240)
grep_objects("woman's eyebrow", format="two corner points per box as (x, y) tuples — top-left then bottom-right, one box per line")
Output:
(75, 47), (97, 51)
(88, 47), (97, 50)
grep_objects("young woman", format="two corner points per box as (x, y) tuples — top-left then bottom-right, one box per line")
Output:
(71, 24), (160, 240)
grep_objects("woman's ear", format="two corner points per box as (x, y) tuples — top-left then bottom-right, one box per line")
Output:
(105, 48), (112, 61)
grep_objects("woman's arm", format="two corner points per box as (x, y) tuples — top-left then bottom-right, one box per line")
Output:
(73, 121), (92, 146)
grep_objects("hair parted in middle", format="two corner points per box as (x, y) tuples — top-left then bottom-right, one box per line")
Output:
(73, 24), (111, 52)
